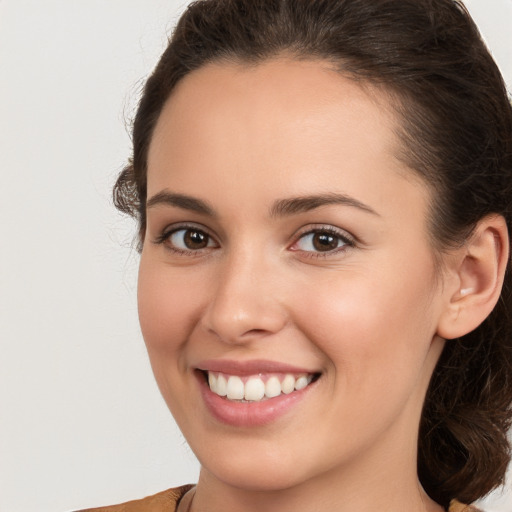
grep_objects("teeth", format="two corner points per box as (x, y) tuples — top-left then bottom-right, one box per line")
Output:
(208, 372), (217, 390)
(281, 374), (295, 394)
(295, 376), (309, 391)
(244, 377), (265, 401)
(207, 372), (314, 402)
(226, 376), (244, 400)
(265, 376), (282, 398)
(216, 374), (227, 396)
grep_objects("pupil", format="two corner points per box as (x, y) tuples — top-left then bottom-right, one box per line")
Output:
(313, 233), (338, 251)
(185, 230), (208, 249)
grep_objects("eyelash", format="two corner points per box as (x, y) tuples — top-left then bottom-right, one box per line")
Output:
(152, 223), (217, 257)
(290, 225), (355, 259)
(152, 223), (356, 258)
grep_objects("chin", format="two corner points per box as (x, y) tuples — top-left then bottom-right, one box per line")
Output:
(193, 436), (325, 493)
(203, 460), (310, 492)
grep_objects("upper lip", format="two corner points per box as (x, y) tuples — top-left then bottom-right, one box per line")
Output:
(196, 359), (319, 376)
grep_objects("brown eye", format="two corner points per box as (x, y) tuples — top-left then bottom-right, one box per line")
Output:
(184, 229), (209, 249)
(168, 228), (216, 251)
(292, 228), (352, 254)
(312, 232), (339, 251)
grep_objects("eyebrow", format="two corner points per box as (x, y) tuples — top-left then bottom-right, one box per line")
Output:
(269, 193), (379, 218)
(146, 191), (215, 216)
(146, 190), (379, 218)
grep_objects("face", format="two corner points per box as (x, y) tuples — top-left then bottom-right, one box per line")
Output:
(138, 59), (448, 492)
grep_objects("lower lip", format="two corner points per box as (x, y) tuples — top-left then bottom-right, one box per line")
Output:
(196, 372), (316, 427)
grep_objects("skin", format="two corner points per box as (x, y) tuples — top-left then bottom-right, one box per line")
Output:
(138, 58), (460, 512)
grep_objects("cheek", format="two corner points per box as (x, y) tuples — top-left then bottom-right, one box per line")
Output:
(137, 258), (212, 425)
(137, 258), (203, 360)
(287, 268), (439, 453)
(292, 262), (438, 388)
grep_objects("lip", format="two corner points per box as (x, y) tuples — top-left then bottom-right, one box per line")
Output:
(195, 359), (320, 427)
(197, 358), (317, 376)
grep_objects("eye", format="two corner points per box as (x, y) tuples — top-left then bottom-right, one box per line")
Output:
(290, 227), (354, 255)
(154, 225), (218, 254)
(169, 228), (214, 250)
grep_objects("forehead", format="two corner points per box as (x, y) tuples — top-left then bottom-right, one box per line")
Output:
(147, 58), (428, 217)
(149, 59), (397, 166)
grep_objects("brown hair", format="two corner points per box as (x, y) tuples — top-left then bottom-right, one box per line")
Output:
(114, 0), (512, 507)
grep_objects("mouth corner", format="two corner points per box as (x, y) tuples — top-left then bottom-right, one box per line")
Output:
(195, 368), (209, 383)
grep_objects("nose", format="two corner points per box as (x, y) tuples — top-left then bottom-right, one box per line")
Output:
(200, 249), (288, 344)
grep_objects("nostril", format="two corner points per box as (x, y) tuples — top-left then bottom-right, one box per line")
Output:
(244, 329), (268, 336)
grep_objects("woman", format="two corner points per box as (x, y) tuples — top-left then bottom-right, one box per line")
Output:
(80, 0), (512, 510)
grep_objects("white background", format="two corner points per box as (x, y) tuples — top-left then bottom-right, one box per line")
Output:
(0, 1), (511, 511)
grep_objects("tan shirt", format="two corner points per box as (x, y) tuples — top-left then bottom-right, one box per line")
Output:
(75, 484), (481, 512)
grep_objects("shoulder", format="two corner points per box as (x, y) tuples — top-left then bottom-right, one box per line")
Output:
(449, 500), (484, 512)
(73, 484), (194, 512)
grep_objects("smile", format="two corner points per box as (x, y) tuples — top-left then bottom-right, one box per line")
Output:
(207, 372), (315, 402)
(196, 360), (321, 426)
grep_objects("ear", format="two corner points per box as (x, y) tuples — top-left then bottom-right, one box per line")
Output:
(436, 215), (509, 340)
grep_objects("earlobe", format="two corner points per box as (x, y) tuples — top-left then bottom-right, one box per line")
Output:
(437, 215), (509, 340)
